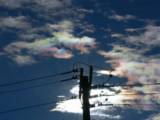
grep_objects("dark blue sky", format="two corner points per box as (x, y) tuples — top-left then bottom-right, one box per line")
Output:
(0, 0), (160, 120)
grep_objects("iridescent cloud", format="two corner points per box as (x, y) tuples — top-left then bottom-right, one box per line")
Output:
(3, 20), (96, 65)
(97, 24), (160, 111)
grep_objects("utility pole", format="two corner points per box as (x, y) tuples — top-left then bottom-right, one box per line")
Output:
(79, 66), (93, 120)
(82, 76), (90, 120)
(89, 66), (93, 92)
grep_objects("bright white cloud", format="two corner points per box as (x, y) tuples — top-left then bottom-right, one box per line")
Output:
(52, 85), (122, 119)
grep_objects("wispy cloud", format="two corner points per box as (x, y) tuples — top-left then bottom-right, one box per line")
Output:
(0, 0), (79, 41)
(0, 16), (31, 29)
(111, 25), (160, 48)
(97, 23), (160, 111)
(0, 0), (25, 8)
(125, 25), (160, 47)
(108, 13), (136, 22)
(146, 113), (160, 120)
(0, 0), (72, 10)
(12, 55), (36, 65)
(3, 20), (96, 65)
(98, 46), (160, 83)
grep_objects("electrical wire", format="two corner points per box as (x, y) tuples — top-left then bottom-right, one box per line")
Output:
(0, 96), (79, 114)
(90, 92), (160, 98)
(0, 69), (77, 88)
(0, 100), (57, 114)
(90, 103), (160, 108)
(91, 82), (160, 89)
(0, 62), (159, 116)
(0, 77), (76, 95)
(0, 93), (81, 114)
(1, 96), (158, 114)
(74, 61), (113, 71)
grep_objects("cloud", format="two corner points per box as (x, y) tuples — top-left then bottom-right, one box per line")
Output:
(111, 25), (160, 48)
(98, 46), (160, 83)
(3, 20), (96, 65)
(125, 25), (160, 47)
(12, 55), (36, 65)
(52, 85), (122, 119)
(34, 0), (72, 10)
(0, 0), (76, 40)
(43, 48), (73, 59)
(111, 33), (124, 39)
(0, 0), (97, 66)
(48, 20), (74, 33)
(125, 28), (143, 32)
(0, 16), (31, 29)
(0, 0), (96, 42)
(108, 13), (136, 22)
(97, 23), (160, 111)
(0, 0), (26, 8)
(76, 8), (94, 14)
(147, 113), (160, 120)
(98, 47), (160, 111)
(0, 0), (72, 10)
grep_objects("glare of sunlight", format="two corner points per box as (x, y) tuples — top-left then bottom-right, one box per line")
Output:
(51, 99), (82, 113)
(51, 85), (131, 113)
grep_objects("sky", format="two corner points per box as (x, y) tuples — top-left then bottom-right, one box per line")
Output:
(0, 0), (160, 120)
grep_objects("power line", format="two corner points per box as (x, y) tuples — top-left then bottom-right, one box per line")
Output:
(74, 61), (113, 71)
(0, 100), (57, 114)
(0, 96), (78, 114)
(90, 103), (160, 108)
(1, 99), (158, 115)
(90, 92), (160, 98)
(0, 69), (77, 88)
(91, 82), (160, 89)
(0, 77), (76, 95)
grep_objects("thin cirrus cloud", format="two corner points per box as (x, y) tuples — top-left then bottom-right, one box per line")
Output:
(0, 0), (72, 9)
(0, 16), (31, 29)
(125, 25), (160, 47)
(3, 20), (96, 65)
(108, 13), (136, 22)
(97, 23), (160, 112)
(111, 25), (160, 48)
(146, 113), (160, 120)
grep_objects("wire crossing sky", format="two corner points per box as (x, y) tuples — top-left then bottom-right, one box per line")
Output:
(0, 69), (76, 87)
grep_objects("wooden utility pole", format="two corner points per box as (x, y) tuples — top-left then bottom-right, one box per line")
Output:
(79, 68), (83, 99)
(82, 76), (90, 120)
(89, 66), (93, 92)
(79, 68), (91, 120)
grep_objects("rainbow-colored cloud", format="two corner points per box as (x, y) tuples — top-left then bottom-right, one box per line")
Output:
(3, 20), (96, 65)
(97, 24), (160, 111)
